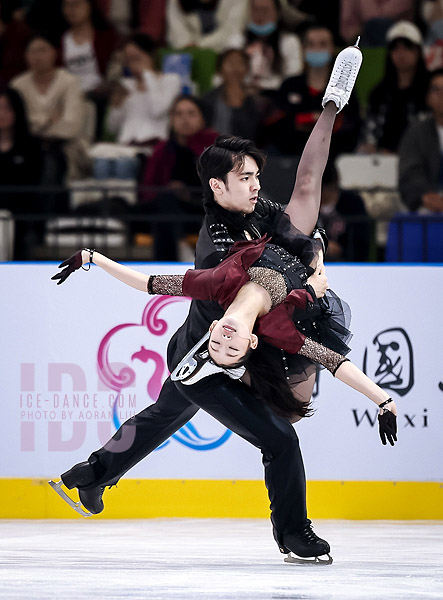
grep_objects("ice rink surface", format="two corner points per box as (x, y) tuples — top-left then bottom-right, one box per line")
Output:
(1, 519), (442, 600)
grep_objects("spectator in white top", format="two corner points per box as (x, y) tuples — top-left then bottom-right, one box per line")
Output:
(166, 0), (248, 52)
(228, 0), (303, 93)
(95, 34), (181, 180)
(11, 34), (90, 183)
(107, 34), (181, 145)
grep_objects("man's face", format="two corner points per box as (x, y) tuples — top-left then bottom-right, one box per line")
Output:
(211, 155), (261, 214)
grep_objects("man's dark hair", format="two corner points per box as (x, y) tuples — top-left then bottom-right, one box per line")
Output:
(197, 134), (266, 205)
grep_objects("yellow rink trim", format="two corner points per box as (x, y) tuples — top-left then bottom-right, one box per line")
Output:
(0, 479), (442, 519)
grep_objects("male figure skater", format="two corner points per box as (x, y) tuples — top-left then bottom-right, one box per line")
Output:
(51, 43), (363, 564)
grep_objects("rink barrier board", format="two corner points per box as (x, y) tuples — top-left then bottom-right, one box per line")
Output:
(0, 479), (442, 519)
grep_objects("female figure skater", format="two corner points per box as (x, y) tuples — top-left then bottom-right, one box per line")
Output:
(52, 234), (397, 442)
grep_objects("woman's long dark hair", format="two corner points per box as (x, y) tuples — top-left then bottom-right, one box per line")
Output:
(245, 340), (313, 420)
(0, 87), (33, 147)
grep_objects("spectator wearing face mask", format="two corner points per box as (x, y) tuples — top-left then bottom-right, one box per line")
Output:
(228, 0), (302, 92)
(266, 24), (361, 156)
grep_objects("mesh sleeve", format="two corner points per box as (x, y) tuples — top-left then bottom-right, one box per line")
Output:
(147, 275), (185, 296)
(298, 337), (349, 375)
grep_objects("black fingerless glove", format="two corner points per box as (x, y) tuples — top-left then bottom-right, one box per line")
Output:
(51, 248), (93, 285)
(378, 410), (397, 446)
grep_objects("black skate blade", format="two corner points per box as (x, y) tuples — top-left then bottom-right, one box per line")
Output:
(284, 552), (333, 565)
(48, 480), (93, 518)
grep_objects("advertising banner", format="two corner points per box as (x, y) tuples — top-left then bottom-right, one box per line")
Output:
(1, 263), (442, 482)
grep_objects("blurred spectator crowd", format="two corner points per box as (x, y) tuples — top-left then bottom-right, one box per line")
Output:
(0, 0), (443, 262)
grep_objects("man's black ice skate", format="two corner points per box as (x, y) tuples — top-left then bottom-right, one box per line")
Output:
(276, 520), (333, 565)
(48, 461), (105, 518)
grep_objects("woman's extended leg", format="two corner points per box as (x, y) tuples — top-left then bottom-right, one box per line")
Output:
(285, 101), (338, 236)
(286, 42), (363, 235)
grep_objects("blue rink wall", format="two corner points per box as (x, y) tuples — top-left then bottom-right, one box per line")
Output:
(1, 262), (442, 519)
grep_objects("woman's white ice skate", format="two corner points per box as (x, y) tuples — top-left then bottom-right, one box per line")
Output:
(322, 38), (363, 113)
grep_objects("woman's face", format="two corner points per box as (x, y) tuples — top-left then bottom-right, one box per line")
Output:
(0, 96), (15, 131)
(171, 99), (205, 138)
(124, 43), (155, 77)
(62, 0), (92, 27)
(208, 317), (257, 366)
(390, 40), (420, 72)
(26, 38), (57, 73)
(250, 0), (277, 25)
(220, 51), (249, 82)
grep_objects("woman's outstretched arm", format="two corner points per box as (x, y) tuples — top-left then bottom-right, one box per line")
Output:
(86, 250), (150, 292)
(51, 249), (186, 294)
(333, 360), (397, 415)
(298, 338), (397, 445)
(298, 337), (396, 413)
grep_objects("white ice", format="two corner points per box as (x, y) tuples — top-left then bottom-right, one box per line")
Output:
(0, 519), (442, 599)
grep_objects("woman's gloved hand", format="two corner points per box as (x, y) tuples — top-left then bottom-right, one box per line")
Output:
(51, 249), (93, 285)
(378, 410), (397, 446)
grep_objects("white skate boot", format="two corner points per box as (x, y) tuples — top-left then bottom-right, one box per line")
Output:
(322, 37), (363, 113)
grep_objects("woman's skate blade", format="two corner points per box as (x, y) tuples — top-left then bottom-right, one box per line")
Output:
(48, 480), (93, 518)
(284, 552), (333, 565)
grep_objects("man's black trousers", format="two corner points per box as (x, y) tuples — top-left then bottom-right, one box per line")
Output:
(87, 375), (308, 540)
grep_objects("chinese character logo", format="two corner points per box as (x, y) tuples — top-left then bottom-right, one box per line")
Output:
(363, 327), (414, 396)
